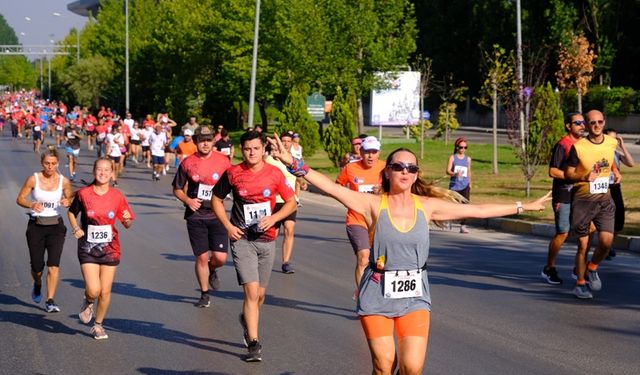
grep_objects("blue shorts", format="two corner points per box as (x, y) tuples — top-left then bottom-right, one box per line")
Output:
(152, 155), (165, 165)
(65, 147), (80, 158)
(553, 202), (571, 233)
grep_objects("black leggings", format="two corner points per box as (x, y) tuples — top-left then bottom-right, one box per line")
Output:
(25, 219), (67, 273)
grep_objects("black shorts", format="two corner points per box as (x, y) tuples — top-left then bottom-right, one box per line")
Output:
(453, 185), (470, 201)
(142, 145), (150, 152)
(610, 184), (625, 232)
(109, 155), (121, 163)
(32, 131), (43, 141)
(273, 202), (297, 230)
(86, 130), (96, 136)
(186, 217), (229, 256)
(25, 218), (67, 273)
(571, 197), (615, 237)
(130, 139), (141, 145)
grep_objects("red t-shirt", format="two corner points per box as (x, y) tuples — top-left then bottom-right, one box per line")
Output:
(172, 151), (231, 219)
(213, 162), (294, 242)
(69, 186), (135, 263)
(336, 160), (386, 226)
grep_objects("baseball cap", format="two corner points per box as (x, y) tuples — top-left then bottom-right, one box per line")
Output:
(361, 136), (381, 151)
(183, 129), (194, 136)
(351, 137), (362, 145)
(194, 125), (214, 139)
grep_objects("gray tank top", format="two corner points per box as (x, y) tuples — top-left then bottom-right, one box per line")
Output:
(357, 194), (432, 317)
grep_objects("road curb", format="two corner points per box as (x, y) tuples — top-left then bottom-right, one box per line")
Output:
(304, 186), (639, 255)
(468, 217), (640, 254)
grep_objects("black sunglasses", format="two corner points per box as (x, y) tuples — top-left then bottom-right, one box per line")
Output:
(456, 146), (467, 149)
(589, 120), (605, 125)
(572, 120), (586, 126)
(388, 162), (419, 174)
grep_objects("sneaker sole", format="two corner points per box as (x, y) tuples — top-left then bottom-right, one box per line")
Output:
(575, 293), (593, 299)
(540, 270), (561, 285)
(245, 356), (262, 362)
(94, 335), (109, 340)
(196, 302), (211, 308)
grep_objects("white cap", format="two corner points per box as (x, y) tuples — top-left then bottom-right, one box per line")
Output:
(183, 129), (194, 136)
(361, 136), (381, 151)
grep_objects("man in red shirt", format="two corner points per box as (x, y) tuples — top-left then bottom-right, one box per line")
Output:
(212, 131), (296, 362)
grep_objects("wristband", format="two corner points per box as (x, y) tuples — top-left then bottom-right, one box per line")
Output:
(73, 226), (81, 232)
(287, 157), (310, 177)
(515, 201), (524, 215)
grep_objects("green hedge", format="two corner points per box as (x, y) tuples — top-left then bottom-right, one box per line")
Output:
(560, 85), (637, 116)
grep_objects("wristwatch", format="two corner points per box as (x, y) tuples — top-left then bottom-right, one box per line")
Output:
(516, 201), (524, 215)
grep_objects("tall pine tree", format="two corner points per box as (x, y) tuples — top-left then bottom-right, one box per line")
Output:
(324, 87), (356, 167)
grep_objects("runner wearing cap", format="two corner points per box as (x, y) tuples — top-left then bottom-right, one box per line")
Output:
(290, 133), (303, 159)
(176, 129), (198, 164)
(149, 124), (168, 181)
(336, 136), (386, 291)
(173, 125), (231, 308)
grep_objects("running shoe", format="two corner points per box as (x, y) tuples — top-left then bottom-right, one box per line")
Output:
(541, 266), (562, 285)
(208, 264), (221, 290)
(281, 263), (295, 274)
(79, 299), (94, 324)
(239, 313), (250, 347)
(195, 293), (210, 308)
(69, 173), (76, 181)
(245, 339), (262, 362)
(90, 323), (109, 340)
(586, 269), (602, 291)
(573, 284), (593, 299)
(31, 283), (42, 304)
(45, 299), (61, 313)
(459, 225), (470, 234)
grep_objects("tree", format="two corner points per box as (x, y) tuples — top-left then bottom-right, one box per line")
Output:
(324, 87), (356, 167)
(477, 45), (516, 174)
(433, 73), (467, 145)
(556, 34), (597, 113)
(412, 54), (434, 159)
(276, 84), (321, 156)
(516, 82), (564, 196)
(60, 56), (115, 109)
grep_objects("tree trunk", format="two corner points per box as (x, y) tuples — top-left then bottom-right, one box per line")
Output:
(492, 88), (498, 175)
(444, 106), (449, 145)
(259, 100), (268, 132)
(577, 91), (583, 113)
(357, 98), (364, 135)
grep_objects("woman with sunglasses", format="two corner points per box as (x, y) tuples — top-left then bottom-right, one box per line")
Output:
(446, 137), (472, 233)
(268, 135), (550, 375)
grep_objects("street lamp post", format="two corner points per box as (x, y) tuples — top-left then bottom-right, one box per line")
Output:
(247, 0), (261, 128)
(125, 0), (130, 113)
(516, 0), (525, 153)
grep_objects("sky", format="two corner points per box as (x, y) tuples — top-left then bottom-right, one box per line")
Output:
(1, 0), (88, 47)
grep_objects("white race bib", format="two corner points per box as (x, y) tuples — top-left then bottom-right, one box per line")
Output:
(87, 225), (113, 244)
(197, 183), (214, 200)
(220, 147), (231, 155)
(41, 200), (59, 215)
(243, 202), (271, 226)
(453, 165), (468, 177)
(34, 126), (41, 131)
(589, 177), (609, 194)
(67, 132), (76, 139)
(383, 269), (423, 299)
(358, 184), (375, 193)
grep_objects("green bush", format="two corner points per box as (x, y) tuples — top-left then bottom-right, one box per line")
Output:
(582, 85), (608, 112)
(604, 87), (636, 116)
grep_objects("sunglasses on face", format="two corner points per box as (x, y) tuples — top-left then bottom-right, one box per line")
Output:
(456, 146), (467, 149)
(572, 120), (586, 126)
(589, 120), (605, 125)
(388, 162), (419, 174)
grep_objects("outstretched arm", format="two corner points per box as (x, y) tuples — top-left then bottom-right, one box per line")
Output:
(268, 134), (378, 224)
(425, 191), (551, 222)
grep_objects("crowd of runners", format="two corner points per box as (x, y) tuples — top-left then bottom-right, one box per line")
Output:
(6, 88), (634, 373)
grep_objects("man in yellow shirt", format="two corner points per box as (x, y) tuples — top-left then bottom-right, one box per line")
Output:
(565, 110), (620, 299)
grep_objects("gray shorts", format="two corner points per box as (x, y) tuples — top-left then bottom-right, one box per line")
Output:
(231, 238), (276, 287)
(553, 202), (571, 234)
(346, 224), (370, 253)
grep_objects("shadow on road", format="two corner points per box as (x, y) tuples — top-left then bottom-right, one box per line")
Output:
(0, 294), (83, 335)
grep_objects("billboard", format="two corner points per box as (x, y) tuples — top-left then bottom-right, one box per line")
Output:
(370, 71), (421, 126)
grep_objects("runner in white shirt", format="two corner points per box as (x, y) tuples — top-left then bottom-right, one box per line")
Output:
(106, 125), (125, 187)
(148, 124), (168, 181)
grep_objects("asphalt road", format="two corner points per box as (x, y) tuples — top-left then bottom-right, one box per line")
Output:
(1, 132), (639, 375)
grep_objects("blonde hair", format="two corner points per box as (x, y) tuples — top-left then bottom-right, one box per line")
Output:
(41, 144), (59, 163)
